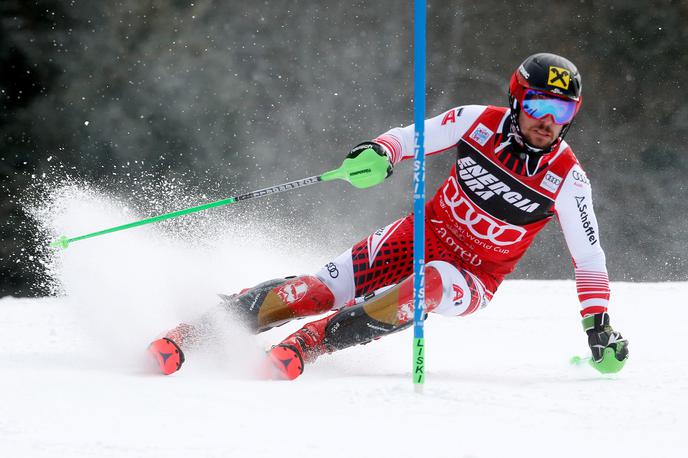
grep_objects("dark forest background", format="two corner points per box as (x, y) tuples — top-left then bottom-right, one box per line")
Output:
(1, 0), (687, 297)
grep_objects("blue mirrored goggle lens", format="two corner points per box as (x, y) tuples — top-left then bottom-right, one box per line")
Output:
(522, 90), (577, 124)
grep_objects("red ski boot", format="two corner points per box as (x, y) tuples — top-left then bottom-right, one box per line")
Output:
(263, 315), (331, 380)
(148, 337), (185, 375)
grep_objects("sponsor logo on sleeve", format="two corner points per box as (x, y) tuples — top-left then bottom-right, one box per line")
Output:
(468, 123), (494, 146)
(540, 171), (563, 193)
(572, 170), (590, 186)
(440, 107), (463, 125)
(547, 66), (571, 90)
(575, 196), (598, 245)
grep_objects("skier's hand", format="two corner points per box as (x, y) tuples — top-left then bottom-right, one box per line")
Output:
(583, 312), (628, 365)
(345, 142), (393, 185)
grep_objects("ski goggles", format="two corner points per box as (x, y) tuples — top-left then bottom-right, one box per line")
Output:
(521, 89), (578, 124)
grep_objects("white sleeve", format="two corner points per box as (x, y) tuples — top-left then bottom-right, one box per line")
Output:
(373, 105), (485, 165)
(555, 164), (611, 315)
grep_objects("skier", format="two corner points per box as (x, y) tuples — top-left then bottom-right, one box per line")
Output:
(148, 53), (629, 379)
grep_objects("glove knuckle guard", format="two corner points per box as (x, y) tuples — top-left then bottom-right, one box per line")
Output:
(348, 142), (384, 159)
(583, 312), (629, 363)
(347, 141), (393, 179)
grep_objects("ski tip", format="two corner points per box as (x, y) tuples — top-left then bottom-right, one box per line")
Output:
(261, 345), (304, 381)
(147, 337), (185, 375)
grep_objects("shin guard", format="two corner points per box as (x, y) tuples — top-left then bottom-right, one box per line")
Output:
(322, 265), (444, 352)
(222, 275), (335, 332)
(273, 266), (444, 370)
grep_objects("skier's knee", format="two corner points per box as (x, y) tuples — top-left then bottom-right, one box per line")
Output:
(426, 260), (489, 317)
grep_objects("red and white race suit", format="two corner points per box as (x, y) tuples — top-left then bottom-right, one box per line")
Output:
(316, 105), (610, 319)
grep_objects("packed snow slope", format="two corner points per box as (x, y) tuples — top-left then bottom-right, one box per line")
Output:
(2, 282), (686, 458)
(2, 184), (686, 457)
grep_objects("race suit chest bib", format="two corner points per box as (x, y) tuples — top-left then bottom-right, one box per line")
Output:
(428, 106), (576, 276)
(454, 139), (554, 226)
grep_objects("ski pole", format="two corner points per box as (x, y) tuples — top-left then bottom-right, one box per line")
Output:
(50, 148), (389, 249)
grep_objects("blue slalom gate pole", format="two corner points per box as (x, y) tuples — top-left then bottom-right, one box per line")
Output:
(412, 0), (426, 392)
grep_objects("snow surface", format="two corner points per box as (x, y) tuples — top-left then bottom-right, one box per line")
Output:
(2, 281), (686, 458)
(3, 184), (686, 457)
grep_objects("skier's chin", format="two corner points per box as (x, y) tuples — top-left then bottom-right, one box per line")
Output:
(524, 131), (555, 149)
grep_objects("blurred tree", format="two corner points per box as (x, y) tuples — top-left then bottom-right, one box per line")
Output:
(1, 0), (686, 297)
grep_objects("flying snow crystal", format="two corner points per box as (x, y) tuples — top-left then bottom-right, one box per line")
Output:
(24, 171), (329, 375)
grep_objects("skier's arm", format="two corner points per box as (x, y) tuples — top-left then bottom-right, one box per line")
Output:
(373, 105), (486, 165)
(555, 164), (628, 369)
(554, 164), (610, 316)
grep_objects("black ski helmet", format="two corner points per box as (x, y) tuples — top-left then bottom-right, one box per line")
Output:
(508, 53), (582, 154)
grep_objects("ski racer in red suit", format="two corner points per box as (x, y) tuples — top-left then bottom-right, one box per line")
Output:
(149, 53), (629, 379)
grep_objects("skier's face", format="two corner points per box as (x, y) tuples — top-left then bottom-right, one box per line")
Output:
(518, 110), (563, 148)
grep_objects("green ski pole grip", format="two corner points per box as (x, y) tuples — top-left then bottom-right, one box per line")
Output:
(322, 148), (390, 189)
(589, 347), (627, 374)
(570, 347), (627, 374)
